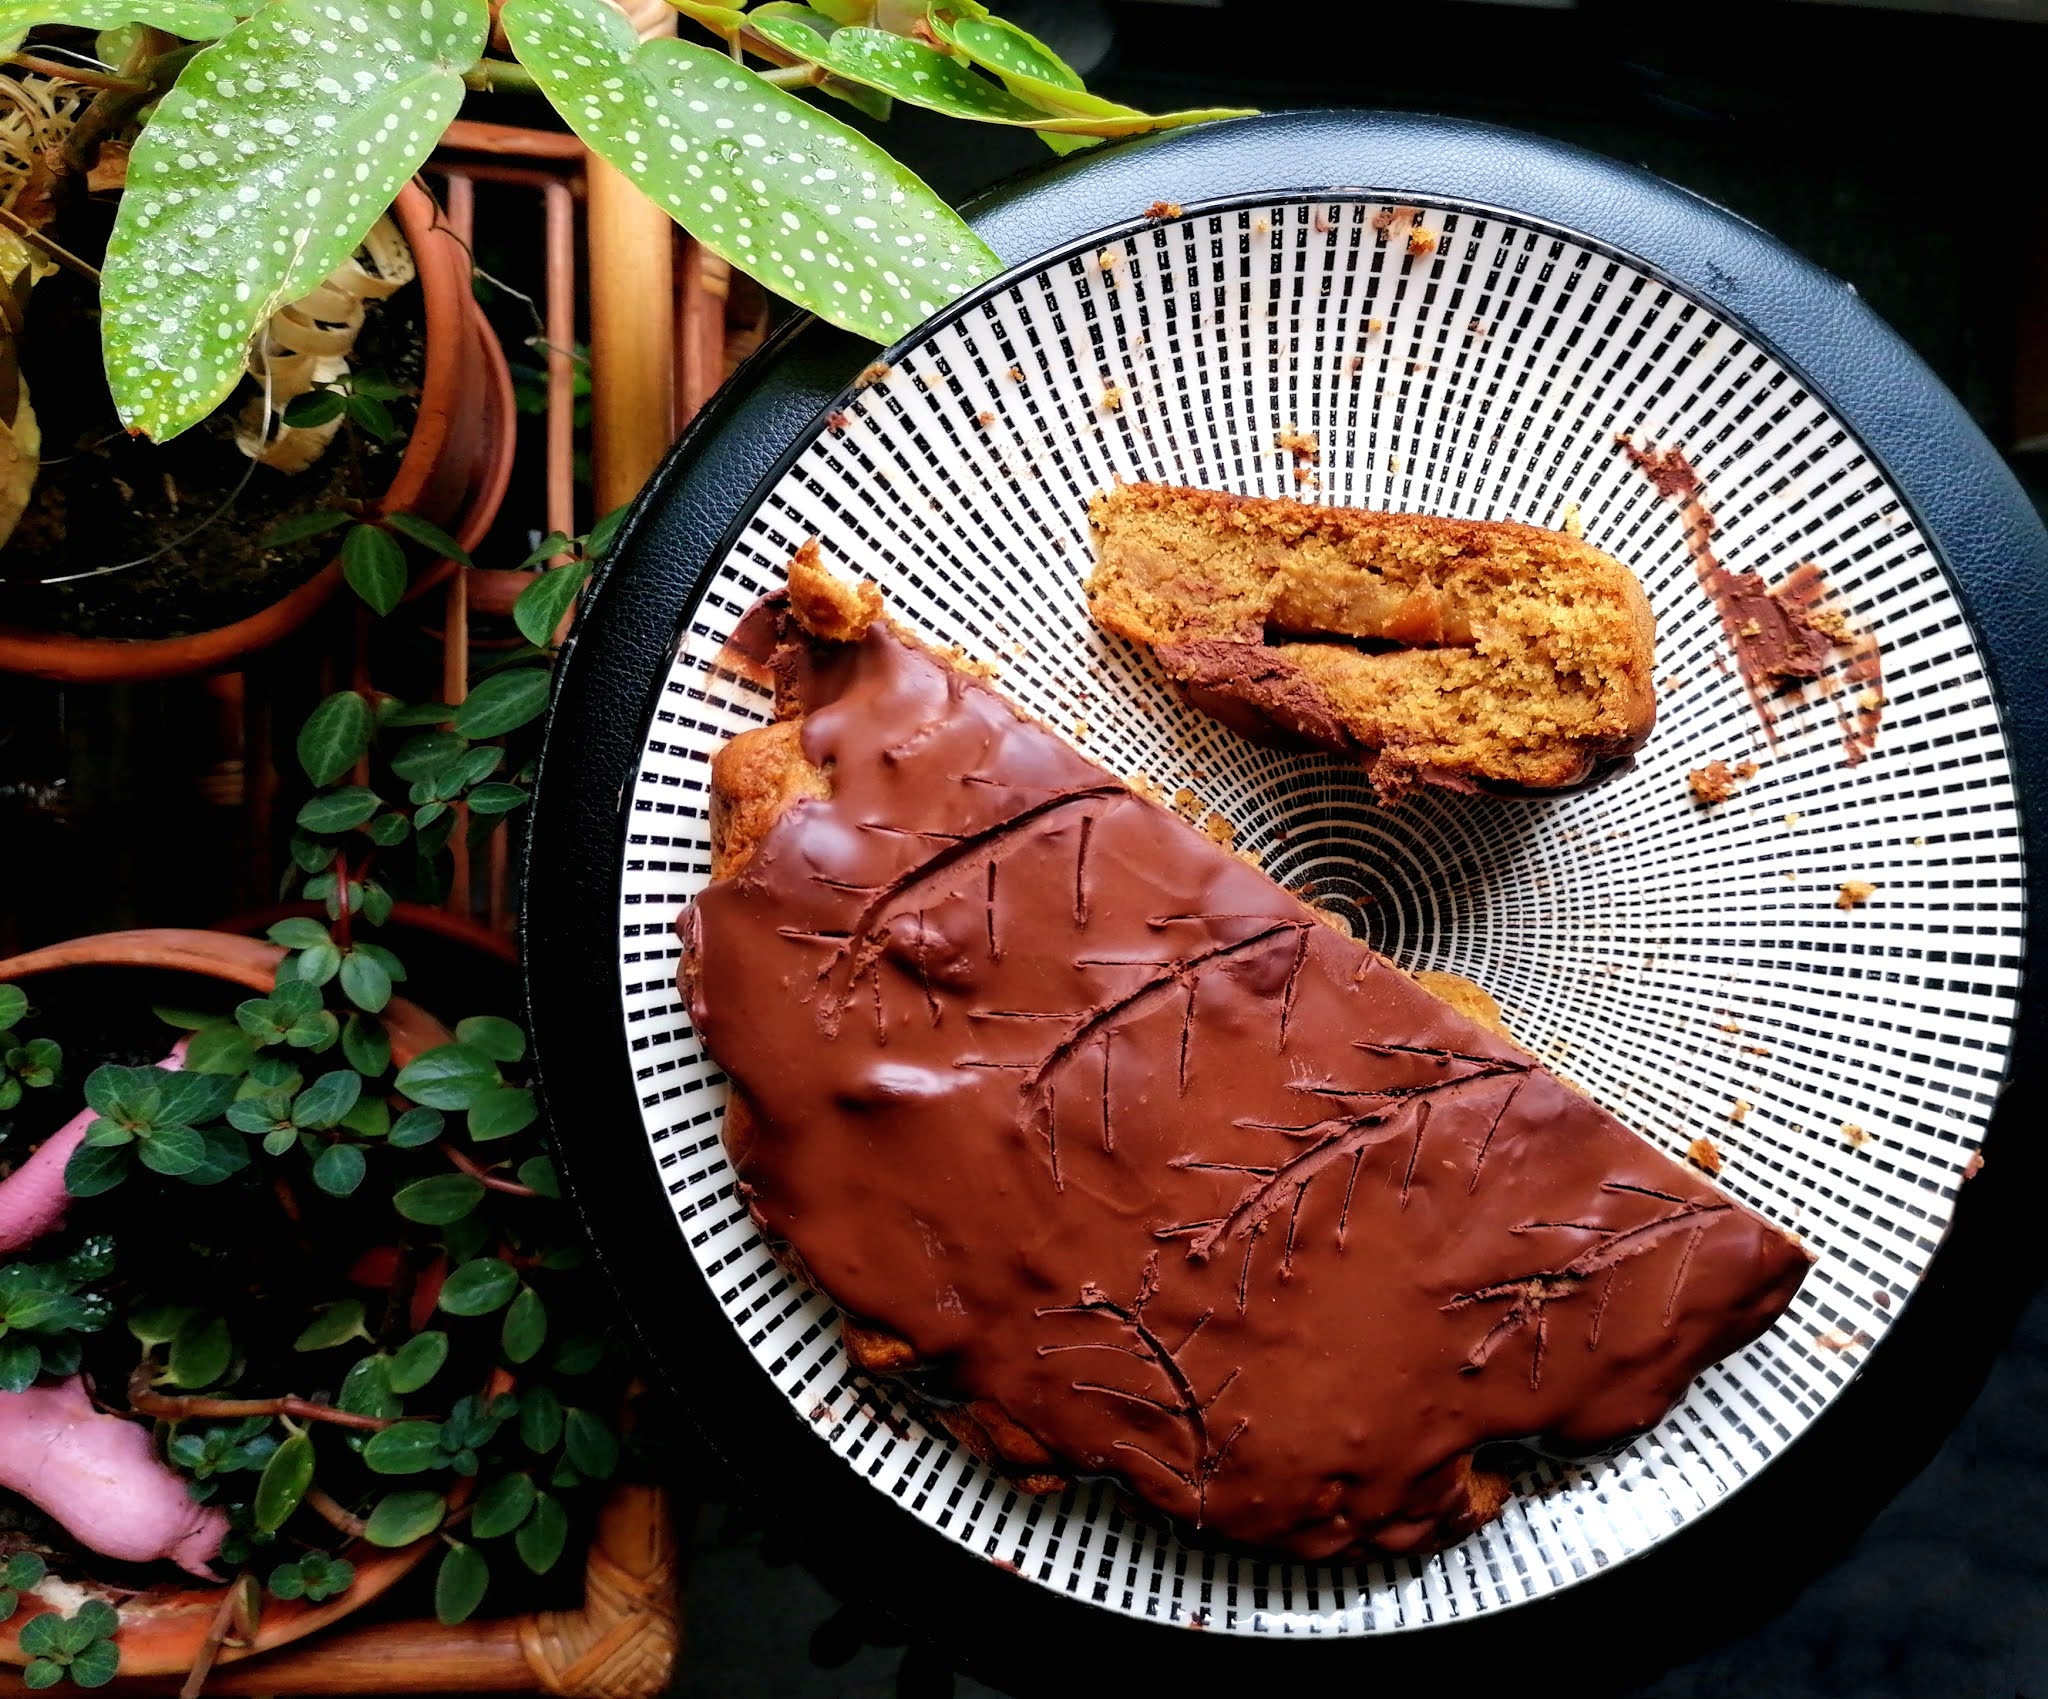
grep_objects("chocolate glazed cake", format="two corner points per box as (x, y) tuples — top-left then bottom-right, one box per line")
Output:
(679, 548), (1811, 1563)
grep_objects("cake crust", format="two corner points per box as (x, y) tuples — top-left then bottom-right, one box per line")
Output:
(1086, 481), (1658, 796)
(681, 554), (1807, 1563)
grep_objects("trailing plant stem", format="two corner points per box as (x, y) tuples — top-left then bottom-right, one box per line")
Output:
(128, 1380), (395, 1433)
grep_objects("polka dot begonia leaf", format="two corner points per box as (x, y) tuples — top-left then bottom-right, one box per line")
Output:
(101, 0), (486, 441)
(0, 0), (245, 42)
(503, 0), (1005, 347)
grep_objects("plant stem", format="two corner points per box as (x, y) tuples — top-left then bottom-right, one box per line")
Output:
(760, 63), (824, 88)
(440, 1140), (538, 1197)
(0, 203), (100, 283)
(461, 57), (542, 95)
(128, 1381), (395, 1432)
(60, 27), (169, 176)
(180, 1573), (253, 1699)
(305, 1486), (368, 1538)
(4, 54), (150, 94)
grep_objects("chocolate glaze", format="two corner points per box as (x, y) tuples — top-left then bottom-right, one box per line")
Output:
(682, 618), (1812, 1561)
(1622, 438), (1884, 761)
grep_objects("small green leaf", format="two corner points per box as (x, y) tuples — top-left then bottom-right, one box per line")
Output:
(294, 1299), (368, 1351)
(452, 670), (550, 741)
(500, 1286), (546, 1364)
(342, 524), (409, 617)
(440, 1258), (518, 1317)
(395, 1044), (501, 1110)
(585, 504), (630, 560)
(283, 389), (347, 429)
(137, 1123), (206, 1177)
(0, 0), (241, 39)
(434, 1541), (489, 1626)
(515, 1491), (568, 1574)
(5, 1552), (46, 1591)
(563, 1408), (618, 1480)
(0, 1341), (43, 1393)
(0, 984), (26, 1030)
(127, 1300), (195, 1347)
(511, 560), (591, 647)
(311, 1142), (367, 1197)
(298, 693), (376, 787)
(261, 507), (352, 548)
(293, 1070), (362, 1130)
(519, 1385), (563, 1454)
(503, 0), (1003, 344)
(389, 1106), (447, 1149)
(516, 1155), (560, 1199)
(366, 811), (412, 847)
(464, 784), (529, 816)
(363, 1420), (444, 1475)
(391, 729), (468, 783)
(65, 1139), (131, 1199)
(385, 510), (473, 568)
(339, 1354), (402, 1420)
(388, 1330), (449, 1394)
(156, 1070), (237, 1124)
(267, 918), (332, 950)
(17, 1614), (63, 1658)
(339, 951), (393, 1014)
(166, 1314), (232, 1387)
(471, 1471), (536, 1540)
(21, 1659), (60, 1690)
(289, 942), (342, 987)
(296, 787), (382, 833)
(454, 1016), (527, 1064)
(102, 0), (488, 440)
(346, 392), (400, 442)
(254, 1432), (315, 1533)
(364, 1490), (445, 1547)
(342, 1014), (391, 1079)
(467, 1086), (537, 1142)
(393, 1174), (484, 1225)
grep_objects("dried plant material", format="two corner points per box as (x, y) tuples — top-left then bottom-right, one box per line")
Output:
(1407, 228), (1439, 257)
(1814, 1327), (1868, 1353)
(1962, 1150), (1984, 1181)
(1729, 1100), (1753, 1124)
(236, 216), (413, 474)
(1836, 880), (1878, 910)
(1005, 365), (1023, 382)
(825, 410), (850, 432)
(1144, 200), (1182, 221)
(85, 141), (129, 195)
(1370, 205), (1416, 232)
(857, 362), (893, 388)
(1840, 1122), (1869, 1148)
(1687, 1137), (1724, 1175)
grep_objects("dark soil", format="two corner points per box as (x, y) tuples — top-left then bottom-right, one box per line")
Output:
(0, 192), (421, 642)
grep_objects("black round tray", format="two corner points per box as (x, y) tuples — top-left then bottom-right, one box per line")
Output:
(523, 111), (2048, 1693)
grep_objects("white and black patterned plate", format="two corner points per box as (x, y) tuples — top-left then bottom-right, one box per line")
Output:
(598, 187), (2026, 1637)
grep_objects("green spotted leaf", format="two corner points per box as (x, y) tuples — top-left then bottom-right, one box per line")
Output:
(504, 0), (1002, 345)
(102, 0), (488, 441)
(777, 24), (1044, 122)
(0, 0), (243, 39)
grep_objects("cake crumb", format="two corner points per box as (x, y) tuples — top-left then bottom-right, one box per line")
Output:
(1144, 200), (1182, 221)
(1841, 1122), (1870, 1147)
(1783, 812), (1802, 827)
(1688, 759), (1757, 804)
(1098, 248), (1120, 272)
(1252, 217), (1269, 236)
(1559, 501), (1584, 540)
(1005, 364), (1023, 382)
(1366, 317), (1385, 337)
(1857, 686), (1885, 711)
(1408, 228), (1439, 257)
(1729, 1100), (1753, 1124)
(857, 362), (892, 387)
(1836, 879), (1878, 910)
(1275, 425), (1319, 462)
(1171, 786), (1201, 820)
(1714, 1021), (1741, 1034)
(1963, 1150), (1985, 1181)
(1293, 467), (1320, 487)
(975, 410), (995, 427)
(1687, 1137), (1724, 1175)
(1201, 811), (1236, 848)
(1387, 454), (1403, 474)
(1126, 771), (1163, 805)
(1099, 380), (1125, 413)
(1072, 719), (1089, 739)
(1815, 1327), (1868, 1352)
(824, 410), (850, 433)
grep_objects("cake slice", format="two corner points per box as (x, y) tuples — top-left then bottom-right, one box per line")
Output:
(679, 545), (1807, 1563)
(1086, 481), (1658, 796)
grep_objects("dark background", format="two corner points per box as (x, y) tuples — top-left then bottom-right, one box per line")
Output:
(674, 3), (2048, 1695)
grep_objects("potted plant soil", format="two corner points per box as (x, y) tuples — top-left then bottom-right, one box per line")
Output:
(0, 922), (624, 1688)
(0, 54), (515, 687)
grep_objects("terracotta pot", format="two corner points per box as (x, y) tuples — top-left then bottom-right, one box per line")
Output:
(0, 184), (518, 684)
(0, 929), (457, 1677)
